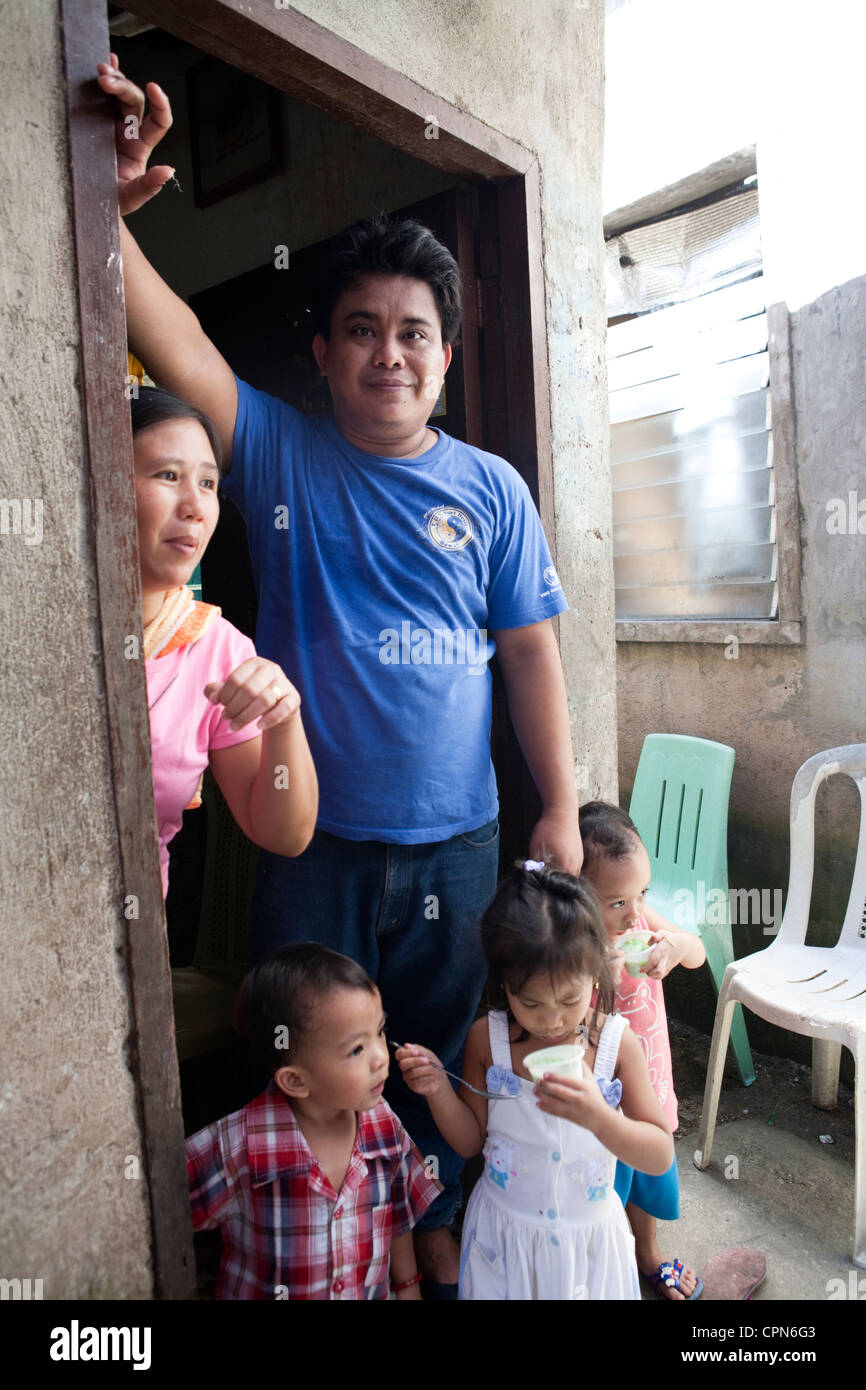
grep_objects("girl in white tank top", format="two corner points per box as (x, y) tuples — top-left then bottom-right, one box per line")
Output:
(398, 861), (673, 1300)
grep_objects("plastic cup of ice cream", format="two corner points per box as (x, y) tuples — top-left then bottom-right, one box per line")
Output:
(523, 1038), (587, 1082)
(619, 931), (654, 977)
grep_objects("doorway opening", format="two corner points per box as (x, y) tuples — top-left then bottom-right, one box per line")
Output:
(73, 0), (552, 1293)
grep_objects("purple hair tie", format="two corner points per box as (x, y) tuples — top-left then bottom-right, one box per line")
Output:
(523, 859), (545, 872)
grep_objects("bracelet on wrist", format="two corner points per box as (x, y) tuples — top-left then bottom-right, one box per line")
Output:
(390, 1271), (422, 1292)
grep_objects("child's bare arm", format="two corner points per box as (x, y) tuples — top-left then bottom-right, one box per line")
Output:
(396, 1020), (487, 1158)
(536, 1027), (673, 1174)
(641, 902), (706, 976)
(603, 1025), (674, 1172)
(390, 1231), (422, 1301)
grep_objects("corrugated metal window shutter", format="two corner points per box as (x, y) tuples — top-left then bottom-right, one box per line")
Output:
(606, 186), (776, 621)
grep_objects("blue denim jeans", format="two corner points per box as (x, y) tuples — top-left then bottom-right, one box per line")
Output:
(249, 819), (500, 1230)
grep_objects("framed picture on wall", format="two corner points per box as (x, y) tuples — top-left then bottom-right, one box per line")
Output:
(187, 58), (283, 208)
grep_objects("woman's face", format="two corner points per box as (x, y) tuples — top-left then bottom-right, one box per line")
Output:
(133, 418), (220, 599)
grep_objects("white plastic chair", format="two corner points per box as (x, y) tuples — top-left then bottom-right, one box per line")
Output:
(693, 744), (866, 1268)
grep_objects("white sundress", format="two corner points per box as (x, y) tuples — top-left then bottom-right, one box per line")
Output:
(458, 1010), (640, 1301)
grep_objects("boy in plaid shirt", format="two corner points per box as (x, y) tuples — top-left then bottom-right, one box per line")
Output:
(186, 944), (441, 1299)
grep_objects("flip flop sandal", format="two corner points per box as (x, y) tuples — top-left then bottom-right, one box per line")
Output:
(697, 1248), (767, 1301)
(647, 1258), (703, 1301)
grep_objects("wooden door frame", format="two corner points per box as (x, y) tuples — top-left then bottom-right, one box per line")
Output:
(62, 0), (555, 1296)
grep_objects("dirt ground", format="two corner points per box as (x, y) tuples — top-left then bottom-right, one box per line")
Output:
(670, 1014), (855, 1150)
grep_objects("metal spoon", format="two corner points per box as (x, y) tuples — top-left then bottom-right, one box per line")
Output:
(387, 1037), (519, 1100)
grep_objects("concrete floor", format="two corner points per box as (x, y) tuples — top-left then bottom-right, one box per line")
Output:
(654, 1019), (861, 1301)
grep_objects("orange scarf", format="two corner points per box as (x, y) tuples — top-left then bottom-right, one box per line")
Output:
(143, 585), (221, 660)
(144, 586), (222, 808)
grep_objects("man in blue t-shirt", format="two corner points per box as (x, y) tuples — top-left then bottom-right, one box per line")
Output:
(104, 60), (584, 1293)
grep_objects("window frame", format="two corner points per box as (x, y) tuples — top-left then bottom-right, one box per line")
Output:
(605, 156), (803, 646)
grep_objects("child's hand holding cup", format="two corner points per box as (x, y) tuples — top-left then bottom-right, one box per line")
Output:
(532, 1058), (609, 1133)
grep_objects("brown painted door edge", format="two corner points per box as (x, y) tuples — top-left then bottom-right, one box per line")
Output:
(60, 0), (195, 1299)
(127, 0), (534, 180)
(478, 171), (558, 865)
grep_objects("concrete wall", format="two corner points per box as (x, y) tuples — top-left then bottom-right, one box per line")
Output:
(606, 0), (866, 1050)
(0, 0), (153, 1295)
(289, 0), (614, 802)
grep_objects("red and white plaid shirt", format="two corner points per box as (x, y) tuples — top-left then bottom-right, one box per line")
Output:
(186, 1082), (442, 1299)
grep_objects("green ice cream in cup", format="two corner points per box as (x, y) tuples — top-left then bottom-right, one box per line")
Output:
(618, 931), (654, 977)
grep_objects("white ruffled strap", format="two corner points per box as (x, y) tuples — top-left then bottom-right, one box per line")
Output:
(593, 1012), (628, 1082)
(486, 1010), (514, 1071)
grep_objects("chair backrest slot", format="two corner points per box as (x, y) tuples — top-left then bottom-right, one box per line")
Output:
(779, 748), (866, 950)
(655, 779), (666, 860)
(672, 783), (685, 863)
(690, 788), (703, 872)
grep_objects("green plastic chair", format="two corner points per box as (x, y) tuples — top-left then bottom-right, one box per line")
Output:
(628, 733), (755, 1087)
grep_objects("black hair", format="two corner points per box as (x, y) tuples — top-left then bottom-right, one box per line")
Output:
(578, 800), (644, 877)
(481, 862), (615, 1040)
(235, 942), (378, 1078)
(130, 385), (225, 476)
(313, 213), (463, 344)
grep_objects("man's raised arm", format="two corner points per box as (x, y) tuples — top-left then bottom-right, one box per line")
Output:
(98, 55), (238, 464)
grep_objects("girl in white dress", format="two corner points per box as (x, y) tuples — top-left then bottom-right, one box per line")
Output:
(397, 861), (673, 1300)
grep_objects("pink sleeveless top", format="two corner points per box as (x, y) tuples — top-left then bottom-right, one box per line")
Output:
(614, 915), (678, 1132)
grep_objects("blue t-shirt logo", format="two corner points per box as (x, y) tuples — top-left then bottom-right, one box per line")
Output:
(425, 506), (475, 551)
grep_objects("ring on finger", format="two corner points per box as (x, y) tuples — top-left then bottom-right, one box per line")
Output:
(268, 682), (283, 703)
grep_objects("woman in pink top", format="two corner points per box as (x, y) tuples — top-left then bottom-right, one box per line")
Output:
(132, 387), (317, 896)
(580, 801), (706, 1301)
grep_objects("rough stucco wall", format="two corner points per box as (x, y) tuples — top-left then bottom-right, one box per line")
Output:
(0, 0), (153, 1295)
(294, 0), (615, 801)
(618, 276), (866, 1054)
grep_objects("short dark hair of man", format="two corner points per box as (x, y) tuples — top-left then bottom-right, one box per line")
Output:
(235, 941), (379, 1078)
(314, 213), (463, 345)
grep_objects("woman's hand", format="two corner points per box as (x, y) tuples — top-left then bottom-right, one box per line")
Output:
(396, 1043), (448, 1099)
(97, 54), (174, 216)
(205, 659), (301, 733)
(533, 1061), (610, 1135)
